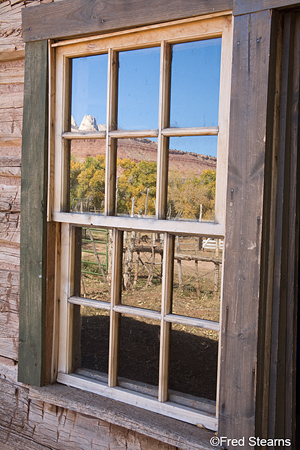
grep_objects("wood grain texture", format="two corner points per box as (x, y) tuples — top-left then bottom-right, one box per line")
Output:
(0, 241), (20, 270)
(0, 270), (19, 360)
(22, 0), (233, 42)
(18, 40), (48, 386)
(285, 12), (300, 443)
(265, 11), (300, 443)
(219, 10), (276, 442)
(0, 185), (20, 213)
(29, 383), (215, 450)
(0, 88), (23, 140)
(0, 355), (18, 383)
(234, 0), (300, 16)
(0, 377), (182, 450)
(0, 59), (24, 85)
(0, 0), (54, 59)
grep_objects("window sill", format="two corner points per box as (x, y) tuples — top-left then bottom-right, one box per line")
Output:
(29, 383), (217, 450)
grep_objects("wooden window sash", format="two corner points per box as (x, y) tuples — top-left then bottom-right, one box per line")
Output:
(56, 371), (218, 430)
(52, 212), (225, 236)
(54, 14), (231, 429)
(53, 15), (232, 228)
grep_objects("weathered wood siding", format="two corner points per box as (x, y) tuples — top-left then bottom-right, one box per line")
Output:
(0, 2), (180, 449)
(0, 378), (177, 450)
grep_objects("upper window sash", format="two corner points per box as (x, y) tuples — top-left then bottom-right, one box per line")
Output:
(51, 14), (232, 230)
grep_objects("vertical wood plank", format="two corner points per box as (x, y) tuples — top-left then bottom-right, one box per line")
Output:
(18, 40), (48, 386)
(268, 12), (294, 440)
(255, 10), (282, 440)
(285, 14), (300, 444)
(44, 221), (56, 385)
(47, 40), (56, 222)
(51, 222), (61, 383)
(219, 10), (277, 442)
(265, 11), (300, 443)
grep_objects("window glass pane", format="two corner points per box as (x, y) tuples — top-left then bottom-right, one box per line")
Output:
(172, 235), (222, 322)
(116, 139), (157, 217)
(169, 323), (218, 401)
(70, 140), (106, 214)
(71, 54), (108, 133)
(170, 38), (221, 128)
(118, 314), (160, 394)
(121, 231), (163, 311)
(78, 307), (110, 375)
(118, 48), (160, 130)
(167, 136), (217, 221)
(74, 227), (111, 301)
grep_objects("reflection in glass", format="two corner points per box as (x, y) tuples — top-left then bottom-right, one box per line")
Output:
(71, 54), (108, 132)
(121, 231), (163, 311)
(116, 139), (157, 217)
(119, 314), (160, 392)
(79, 228), (111, 302)
(118, 48), (160, 130)
(172, 235), (222, 322)
(170, 39), (222, 128)
(70, 140), (106, 214)
(169, 323), (218, 401)
(79, 307), (110, 374)
(167, 136), (217, 221)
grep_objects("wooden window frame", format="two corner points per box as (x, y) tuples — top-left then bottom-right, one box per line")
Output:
(21, 0), (299, 444)
(48, 14), (233, 431)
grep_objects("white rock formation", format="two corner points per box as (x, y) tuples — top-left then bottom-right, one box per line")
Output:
(79, 115), (98, 131)
(71, 116), (79, 131)
(98, 123), (106, 131)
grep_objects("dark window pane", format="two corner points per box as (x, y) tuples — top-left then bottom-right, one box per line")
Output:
(121, 231), (163, 311)
(118, 48), (160, 130)
(79, 307), (110, 375)
(118, 315), (160, 393)
(167, 136), (217, 221)
(172, 235), (222, 322)
(71, 54), (108, 132)
(169, 323), (218, 401)
(170, 39), (221, 128)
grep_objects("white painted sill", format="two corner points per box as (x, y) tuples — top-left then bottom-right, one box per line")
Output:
(29, 384), (217, 450)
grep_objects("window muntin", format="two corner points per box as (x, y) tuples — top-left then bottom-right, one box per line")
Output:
(53, 14), (232, 431)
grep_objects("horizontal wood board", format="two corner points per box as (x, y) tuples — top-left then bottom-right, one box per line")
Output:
(18, 40), (48, 386)
(234, 0), (300, 16)
(22, 0), (233, 42)
(219, 9), (275, 442)
(0, 377), (179, 450)
(29, 383), (215, 450)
